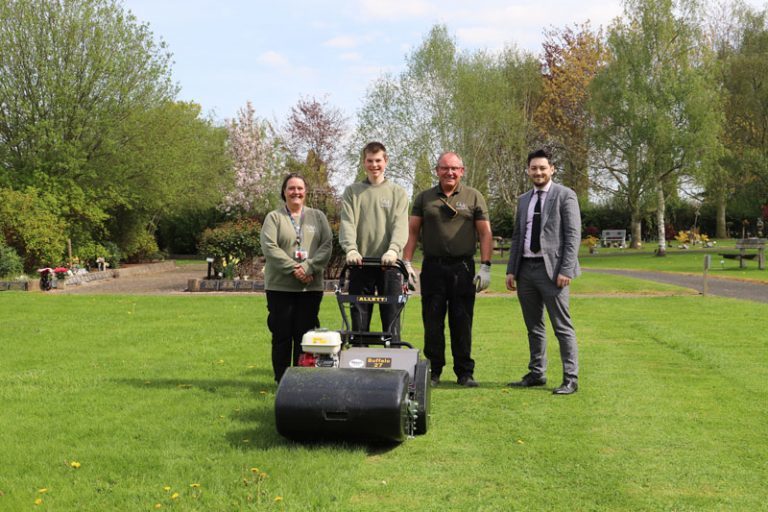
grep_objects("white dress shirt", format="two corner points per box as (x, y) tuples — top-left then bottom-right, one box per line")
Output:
(523, 181), (552, 258)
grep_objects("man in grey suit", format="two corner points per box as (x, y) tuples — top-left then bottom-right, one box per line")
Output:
(505, 149), (581, 395)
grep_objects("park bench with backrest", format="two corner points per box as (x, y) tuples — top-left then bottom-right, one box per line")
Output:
(719, 238), (765, 269)
(601, 229), (626, 248)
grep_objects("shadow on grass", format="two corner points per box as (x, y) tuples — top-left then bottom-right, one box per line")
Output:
(116, 371), (275, 394)
(433, 380), (556, 392)
(115, 377), (399, 454)
(226, 426), (400, 455)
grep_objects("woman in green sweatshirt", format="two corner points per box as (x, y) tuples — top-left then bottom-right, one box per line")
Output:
(260, 173), (333, 382)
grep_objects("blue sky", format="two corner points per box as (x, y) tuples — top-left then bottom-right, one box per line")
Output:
(124, 0), (765, 125)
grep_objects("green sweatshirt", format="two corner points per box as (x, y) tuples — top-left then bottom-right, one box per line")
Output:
(260, 206), (333, 292)
(339, 178), (409, 258)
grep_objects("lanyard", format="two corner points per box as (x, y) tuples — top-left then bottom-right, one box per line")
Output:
(286, 206), (304, 248)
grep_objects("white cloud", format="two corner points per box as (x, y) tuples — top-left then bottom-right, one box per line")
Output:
(258, 51), (289, 67)
(455, 26), (511, 49)
(360, 0), (434, 21)
(324, 35), (360, 48)
(340, 51), (362, 61)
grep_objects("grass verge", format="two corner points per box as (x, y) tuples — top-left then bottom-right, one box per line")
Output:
(0, 291), (766, 511)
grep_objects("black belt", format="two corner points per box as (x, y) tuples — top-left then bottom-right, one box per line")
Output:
(522, 257), (544, 262)
(424, 256), (473, 265)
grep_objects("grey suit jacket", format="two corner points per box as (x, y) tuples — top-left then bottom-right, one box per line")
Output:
(506, 182), (582, 282)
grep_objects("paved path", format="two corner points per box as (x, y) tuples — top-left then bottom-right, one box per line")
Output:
(58, 263), (208, 295)
(57, 261), (768, 304)
(583, 268), (768, 303)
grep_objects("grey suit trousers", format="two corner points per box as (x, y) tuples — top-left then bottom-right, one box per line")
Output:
(517, 259), (579, 379)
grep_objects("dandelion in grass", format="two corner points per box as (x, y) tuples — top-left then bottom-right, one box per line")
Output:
(70, 461), (81, 468)
(260, 390), (268, 395)
(34, 498), (43, 505)
(163, 486), (171, 492)
(38, 488), (48, 493)
(274, 496), (283, 502)
(190, 483), (200, 488)
(516, 439), (525, 444)
(251, 467), (260, 474)
(154, 504), (162, 509)
(170, 492), (180, 500)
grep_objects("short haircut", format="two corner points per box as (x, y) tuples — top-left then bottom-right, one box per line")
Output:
(280, 172), (308, 202)
(436, 151), (464, 169)
(362, 141), (387, 157)
(527, 148), (552, 166)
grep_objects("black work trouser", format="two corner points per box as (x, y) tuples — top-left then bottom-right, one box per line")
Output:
(266, 290), (323, 382)
(420, 258), (476, 379)
(348, 266), (403, 342)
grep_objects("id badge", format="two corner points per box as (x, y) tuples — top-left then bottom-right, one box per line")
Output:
(294, 249), (308, 261)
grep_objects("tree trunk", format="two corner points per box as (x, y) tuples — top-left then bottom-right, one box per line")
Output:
(656, 183), (667, 256)
(630, 209), (643, 249)
(716, 194), (728, 239)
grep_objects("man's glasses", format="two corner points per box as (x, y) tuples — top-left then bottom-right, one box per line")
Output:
(437, 166), (463, 172)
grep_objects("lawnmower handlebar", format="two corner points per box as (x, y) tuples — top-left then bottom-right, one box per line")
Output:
(338, 257), (410, 289)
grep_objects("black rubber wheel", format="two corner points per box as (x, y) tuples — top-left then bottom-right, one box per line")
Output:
(413, 359), (431, 435)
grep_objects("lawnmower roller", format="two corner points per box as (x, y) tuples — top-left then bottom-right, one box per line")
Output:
(274, 258), (431, 443)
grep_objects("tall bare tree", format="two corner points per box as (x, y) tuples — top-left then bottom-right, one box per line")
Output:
(283, 96), (347, 192)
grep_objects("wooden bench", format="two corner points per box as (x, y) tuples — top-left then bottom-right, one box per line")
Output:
(601, 229), (626, 248)
(719, 238), (765, 269)
(493, 237), (511, 259)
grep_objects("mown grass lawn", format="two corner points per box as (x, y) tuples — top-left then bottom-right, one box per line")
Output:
(1, 284), (766, 511)
(577, 242), (768, 283)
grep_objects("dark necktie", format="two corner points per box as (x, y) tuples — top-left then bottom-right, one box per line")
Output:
(530, 190), (542, 253)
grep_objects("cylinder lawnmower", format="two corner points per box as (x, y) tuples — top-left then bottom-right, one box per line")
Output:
(274, 258), (431, 443)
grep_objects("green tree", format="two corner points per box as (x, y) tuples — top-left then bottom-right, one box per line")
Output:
(0, 0), (186, 262)
(712, 5), (768, 235)
(0, 187), (68, 268)
(411, 152), (434, 201)
(103, 101), (230, 257)
(349, 25), (457, 186)
(351, 24), (541, 212)
(590, 0), (721, 252)
(451, 47), (542, 207)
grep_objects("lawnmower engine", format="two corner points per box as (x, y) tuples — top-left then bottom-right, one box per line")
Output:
(274, 329), (430, 443)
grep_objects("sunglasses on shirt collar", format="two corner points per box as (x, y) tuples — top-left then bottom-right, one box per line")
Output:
(439, 197), (458, 218)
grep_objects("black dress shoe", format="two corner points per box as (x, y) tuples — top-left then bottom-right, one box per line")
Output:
(507, 373), (547, 388)
(552, 380), (578, 395)
(457, 375), (479, 387)
(430, 375), (440, 387)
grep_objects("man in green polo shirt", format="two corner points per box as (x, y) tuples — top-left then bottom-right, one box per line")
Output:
(403, 152), (493, 387)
